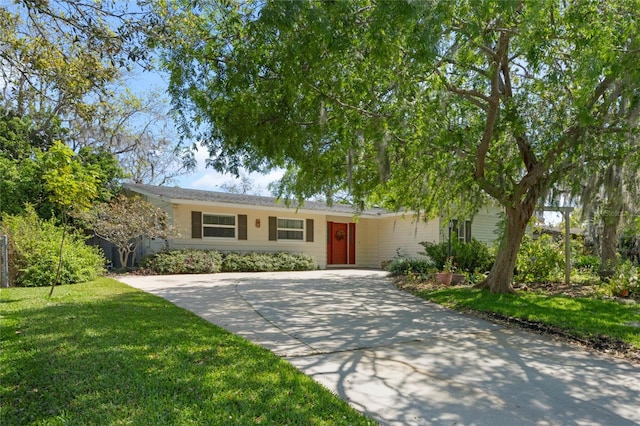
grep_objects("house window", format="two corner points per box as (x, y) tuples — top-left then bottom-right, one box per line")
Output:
(452, 219), (472, 243)
(203, 214), (236, 238)
(277, 218), (304, 240)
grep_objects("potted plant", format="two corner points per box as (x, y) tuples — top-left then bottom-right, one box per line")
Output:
(435, 257), (456, 285)
(435, 256), (466, 286)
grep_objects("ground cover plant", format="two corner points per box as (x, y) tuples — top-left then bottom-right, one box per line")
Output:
(0, 278), (375, 425)
(395, 278), (640, 363)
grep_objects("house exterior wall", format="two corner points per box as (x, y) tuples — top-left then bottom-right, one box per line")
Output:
(124, 185), (504, 269)
(167, 203), (329, 267)
(470, 205), (503, 245)
(376, 215), (441, 264)
(353, 218), (381, 268)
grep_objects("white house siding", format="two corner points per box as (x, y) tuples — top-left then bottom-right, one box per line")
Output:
(353, 218), (381, 268)
(376, 215), (441, 264)
(470, 205), (503, 245)
(324, 215), (381, 268)
(167, 203), (328, 267)
(123, 184), (504, 269)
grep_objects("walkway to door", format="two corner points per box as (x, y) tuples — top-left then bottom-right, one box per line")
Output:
(118, 269), (640, 426)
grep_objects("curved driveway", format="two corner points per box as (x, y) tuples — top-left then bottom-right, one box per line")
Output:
(118, 269), (640, 425)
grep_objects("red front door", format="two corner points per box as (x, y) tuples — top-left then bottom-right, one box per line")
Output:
(330, 222), (348, 264)
(327, 222), (356, 265)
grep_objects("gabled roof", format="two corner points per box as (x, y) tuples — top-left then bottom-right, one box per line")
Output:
(123, 182), (388, 217)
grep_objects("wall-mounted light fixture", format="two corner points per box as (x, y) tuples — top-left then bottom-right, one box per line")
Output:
(255, 218), (261, 228)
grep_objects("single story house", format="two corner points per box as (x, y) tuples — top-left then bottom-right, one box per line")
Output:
(123, 183), (502, 269)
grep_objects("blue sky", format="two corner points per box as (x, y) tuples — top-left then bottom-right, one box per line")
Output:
(126, 68), (283, 194)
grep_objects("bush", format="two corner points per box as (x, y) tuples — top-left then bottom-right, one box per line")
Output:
(221, 252), (316, 272)
(602, 259), (639, 298)
(386, 257), (435, 277)
(142, 250), (223, 274)
(142, 250), (317, 274)
(515, 234), (563, 283)
(574, 254), (602, 272)
(419, 238), (494, 273)
(271, 252), (317, 271)
(2, 208), (105, 287)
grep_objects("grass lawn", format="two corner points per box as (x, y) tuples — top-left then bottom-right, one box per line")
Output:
(1, 278), (375, 425)
(401, 283), (640, 356)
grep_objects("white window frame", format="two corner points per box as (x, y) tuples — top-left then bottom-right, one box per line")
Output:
(276, 217), (305, 241)
(452, 219), (472, 243)
(202, 213), (237, 239)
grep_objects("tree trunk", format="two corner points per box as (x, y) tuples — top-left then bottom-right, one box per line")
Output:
(119, 248), (130, 271)
(475, 195), (538, 293)
(599, 198), (623, 279)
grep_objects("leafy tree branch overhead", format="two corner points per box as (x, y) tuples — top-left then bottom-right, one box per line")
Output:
(1, 1), (193, 191)
(153, 0), (640, 293)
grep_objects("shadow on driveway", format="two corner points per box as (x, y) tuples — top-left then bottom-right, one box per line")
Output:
(118, 269), (640, 426)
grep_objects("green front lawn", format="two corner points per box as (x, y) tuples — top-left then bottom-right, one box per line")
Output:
(409, 286), (640, 352)
(1, 278), (375, 425)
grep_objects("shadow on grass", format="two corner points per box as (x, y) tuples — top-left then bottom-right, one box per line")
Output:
(415, 287), (640, 349)
(1, 282), (374, 425)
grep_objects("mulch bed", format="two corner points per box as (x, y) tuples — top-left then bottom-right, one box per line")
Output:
(394, 278), (640, 365)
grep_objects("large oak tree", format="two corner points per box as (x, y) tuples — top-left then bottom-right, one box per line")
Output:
(154, 0), (640, 292)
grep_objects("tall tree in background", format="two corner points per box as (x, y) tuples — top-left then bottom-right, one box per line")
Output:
(1, 1), (193, 188)
(0, 107), (123, 218)
(578, 163), (640, 277)
(155, 0), (640, 293)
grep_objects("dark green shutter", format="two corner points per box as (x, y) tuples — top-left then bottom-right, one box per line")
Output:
(465, 220), (472, 243)
(306, 219), (314, 242)
(269, 216), (277, 241)
(238, 214), (248, 240)
(191, 211), (202, 239)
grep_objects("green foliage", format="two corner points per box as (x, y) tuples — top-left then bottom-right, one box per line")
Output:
(1, 207), (105, 286)
(386, 257), (435, 278)
(411, 287), (640, 350)
(574, 254), (602, 272)
(515, 234), (564, 284)
(221, 252), (317, 273)
(619, 216), (640, 265)
(142, 250), (223, 274)
(602, 259), (639, 298)
(42, 141), (100, 212)
(142, 250), (317, 274)
(155, 0), (640, 293)
(420, 238), (494, 273)
(0, 112), (124, 219)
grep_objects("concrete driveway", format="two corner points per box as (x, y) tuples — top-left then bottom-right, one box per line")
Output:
(117, 269), (640, 425)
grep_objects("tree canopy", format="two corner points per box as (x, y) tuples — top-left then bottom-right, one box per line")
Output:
(1, 1), (193, 192)
(154, 0), (640, 292)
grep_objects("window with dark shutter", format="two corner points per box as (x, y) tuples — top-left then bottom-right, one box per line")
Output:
(191, 211), (202, 239)
(465, 220), (472, 242)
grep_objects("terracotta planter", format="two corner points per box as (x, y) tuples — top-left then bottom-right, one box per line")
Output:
(435, 272), (453, 285)
(451, 273), (466, 285)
